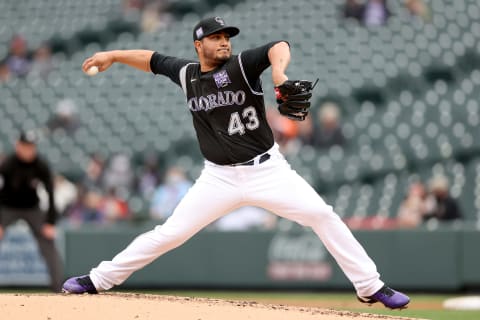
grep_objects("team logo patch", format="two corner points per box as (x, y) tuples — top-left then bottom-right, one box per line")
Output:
(213, 70), (231, 88)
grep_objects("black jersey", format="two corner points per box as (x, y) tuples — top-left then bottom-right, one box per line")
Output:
(150, 42), (282, 165)
(0, 154), (57, 224)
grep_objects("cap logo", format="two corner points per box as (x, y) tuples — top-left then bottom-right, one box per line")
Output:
(196, 27), (204, 39)
(215, 17), (225, 26)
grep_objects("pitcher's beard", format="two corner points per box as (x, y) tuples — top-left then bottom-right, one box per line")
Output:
(215, 52), (230, 63)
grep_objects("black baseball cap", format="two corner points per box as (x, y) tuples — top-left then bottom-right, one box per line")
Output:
(193, 16), (239, 41)
(18, 130), (38, 144)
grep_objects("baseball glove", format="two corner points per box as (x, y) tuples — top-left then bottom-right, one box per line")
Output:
(274, 79), (318, 121)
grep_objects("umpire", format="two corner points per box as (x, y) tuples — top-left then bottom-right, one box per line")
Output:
(0, 131), (63, 292)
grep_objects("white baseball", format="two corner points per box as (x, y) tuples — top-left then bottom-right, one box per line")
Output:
(86, 66), (99, 76)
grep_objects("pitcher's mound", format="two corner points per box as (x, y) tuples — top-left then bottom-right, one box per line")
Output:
(0, 293), (415, 320)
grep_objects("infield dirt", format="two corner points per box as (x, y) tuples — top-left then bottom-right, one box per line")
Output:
(0, 292), (420, 320)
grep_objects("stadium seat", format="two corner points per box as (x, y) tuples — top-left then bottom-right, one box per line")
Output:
(2, 0), (480, 219)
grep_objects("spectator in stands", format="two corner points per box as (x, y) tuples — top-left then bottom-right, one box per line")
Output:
(122, 0), (145, 15)
(214, 206), (277, 231)
(5, 34), (31, 77)
(30, 43), (54, 80)
(140, 1), (172, 33)
(135, 152), (160, 199)
(122, 0), (171, 31)
(98, 187), (130, 223)
(343, 0), (365, 22)
(150, 166), (192, 221)
(66, 186), (103, 226)
(102, 153), (134, 197)
(423, 175), (463, 222)
(362, 0), (391, 27)
(82, 153), (105, 192)
(39, 174), (78, 217)
(297, 113), (315, 146)
(266, 106), (298, 155)
(0, 60), (11, 83)
(396, 181), (428, 228)
(53, 174), (78, 216)
(47, 98), (80, 134)
(313, 102), (346, 149)
(405, 0), (430, 22)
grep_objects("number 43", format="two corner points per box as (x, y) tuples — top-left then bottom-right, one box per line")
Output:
(228, 106), (260, 136)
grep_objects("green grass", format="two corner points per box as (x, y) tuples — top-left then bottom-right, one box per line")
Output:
(346, 308), (480, 320)
(128, 290), (480, 320)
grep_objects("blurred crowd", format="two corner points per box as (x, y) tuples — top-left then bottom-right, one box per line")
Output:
(0, 35), (54, 84)
(0, 99), (464, 232)
(0, 140), (276, 231)
(0, 1), (174, 84)
(61, 150), (276, 230)
(396, 176), (463, 228)
(0, 0), (469, 232)
(0, 1), (432, 84)
(267, 101), (346, 156)
(345, 175), (463, 230)
(342, 0), (430, 26)
(122, 0), (173, 33)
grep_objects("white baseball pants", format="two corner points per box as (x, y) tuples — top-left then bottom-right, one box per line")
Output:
(90, 144), (384, 297)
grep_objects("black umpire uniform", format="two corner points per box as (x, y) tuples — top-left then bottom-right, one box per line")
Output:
(0, 131), (63, 292)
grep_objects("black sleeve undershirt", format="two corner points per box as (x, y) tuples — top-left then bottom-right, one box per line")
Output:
(150, 52), (195, 86)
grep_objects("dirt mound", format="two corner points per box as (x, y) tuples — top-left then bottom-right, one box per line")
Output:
(0, 293), (417, 320)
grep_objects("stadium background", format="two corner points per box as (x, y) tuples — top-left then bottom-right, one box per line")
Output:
(1, 0), (480, 317)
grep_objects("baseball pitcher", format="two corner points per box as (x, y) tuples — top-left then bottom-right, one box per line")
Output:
(63, 16), (409, 309)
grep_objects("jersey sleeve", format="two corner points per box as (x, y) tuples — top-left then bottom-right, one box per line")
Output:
(239, 41), (289, 85)
(150, 52), (195, 87)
